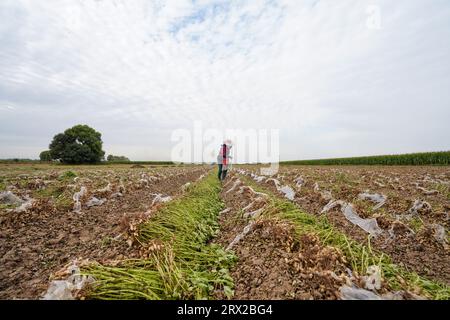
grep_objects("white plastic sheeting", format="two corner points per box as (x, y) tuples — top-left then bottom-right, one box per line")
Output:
(342, 203), (383, 237)
(408, 200), (432, 215)
(42, 263), (94, 300)
(340, 286), (381, 300)
(14, 196), (35, 213)
(313, 182), (320, 192)
(242, 198), (267, 219)
(340, 285), (425, 300)
(358, 192), (387, 210)
(86, 197), (106, 208)
(374, 180), (385, 187)
(321, 200), (345, 214)
(313, 183), (333, 201)
(181, 182), (191, 192)
(236, 169), (247, 175)
(250, 173), (265, 183)
(138, 178), (149, 187)
(96, 183), (112, 193)
(340, 264), (425, 300)
(279, 185), (295, 201)
(0, 191), (24, 205)
(265, 178), (281, 189)
(416, 186), (439, 196)
(265, 178), (296, 201)
(72, 187), (87, 213)
(387, 220), (415, 241)
(219, 208), (232, 215)
(430, 224), (448, 249)
(320, 190), (333, 201)
(196, 174), (206, 181)
(151, 194), (172, 206)
(226, 179), (242, 194)
(321, 200), (383, 237)
(364, 266), (382, 291)
(243, 207), (264, 219)
(294, 176), (305, 188)
(226, 221), (255, 251)
(238, 186), (268, 198)
(110, 192), (123, 198)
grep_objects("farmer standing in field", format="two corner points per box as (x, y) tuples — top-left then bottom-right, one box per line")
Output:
(217, 140), (232, 181)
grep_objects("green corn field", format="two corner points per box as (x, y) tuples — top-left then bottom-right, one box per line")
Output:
(282, 151), (450, 166)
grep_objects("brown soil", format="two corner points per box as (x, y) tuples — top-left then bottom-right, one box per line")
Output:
(236, 165), (450, 285)
(215, 175), (349, 300)
(0, 167), (208, 299)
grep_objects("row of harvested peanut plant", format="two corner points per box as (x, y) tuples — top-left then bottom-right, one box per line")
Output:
(38, 166), (449, 300)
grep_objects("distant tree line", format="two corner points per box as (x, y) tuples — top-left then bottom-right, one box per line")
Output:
(107, 155), (130, 162)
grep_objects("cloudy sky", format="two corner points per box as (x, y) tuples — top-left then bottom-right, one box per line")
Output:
(1, 0), (449, 161)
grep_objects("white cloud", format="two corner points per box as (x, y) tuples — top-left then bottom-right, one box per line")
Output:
(0, 0), (449, 160)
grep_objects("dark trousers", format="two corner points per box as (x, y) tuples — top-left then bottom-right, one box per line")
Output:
(218, 164), (228, 181)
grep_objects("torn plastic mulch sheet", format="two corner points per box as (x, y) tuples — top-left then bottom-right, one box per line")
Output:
(320, 190), (333, 201)
(243, 207), (265, 219)
(430, 224), (449, 249)
(96, 183), (112, 193)
(386, 220), (416, 242)
(416, 186), (439, 195)
(340, 286), (381, 300)
(110, 192), (123, 198)
(279, 185), (295, 200)
(408, 200), (432, 215)
(254, 176), (265, 183)
(14, 196), (35, 213)
(226, 221), (255, 251)
(250, 173), (265, 183)
(72, 186), (87, 213)
(0, 191), (24, 205)
(86, 197), (106, 208)
(342, 203), (383, 237)
(242, 201), (256, 212)
(241, 197), (267, 219)
(238, 186), (269, 198)
(313, 182), (320, 192)
(321, 200), (345, 214)
(42, 263), (94, 300)
(151, 194), (172, 206)
(219, 208), (232, 215)
(266, 178), (281, 189)
(196, 174), (206, 181)
(181, 182), (191, 192)
(321, 200), (383, 237)
(340, 285), (426, 300)
(264, 178), (295, 201)
(226, 179), (242, 194)
(364, 265), (382, 291)
(358, 192), (387, 210)
(294, 176), (305, 188)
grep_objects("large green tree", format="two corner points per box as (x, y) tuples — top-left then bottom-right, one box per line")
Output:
(49, 125), (105, 164)
(39, 150), (52, 161)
